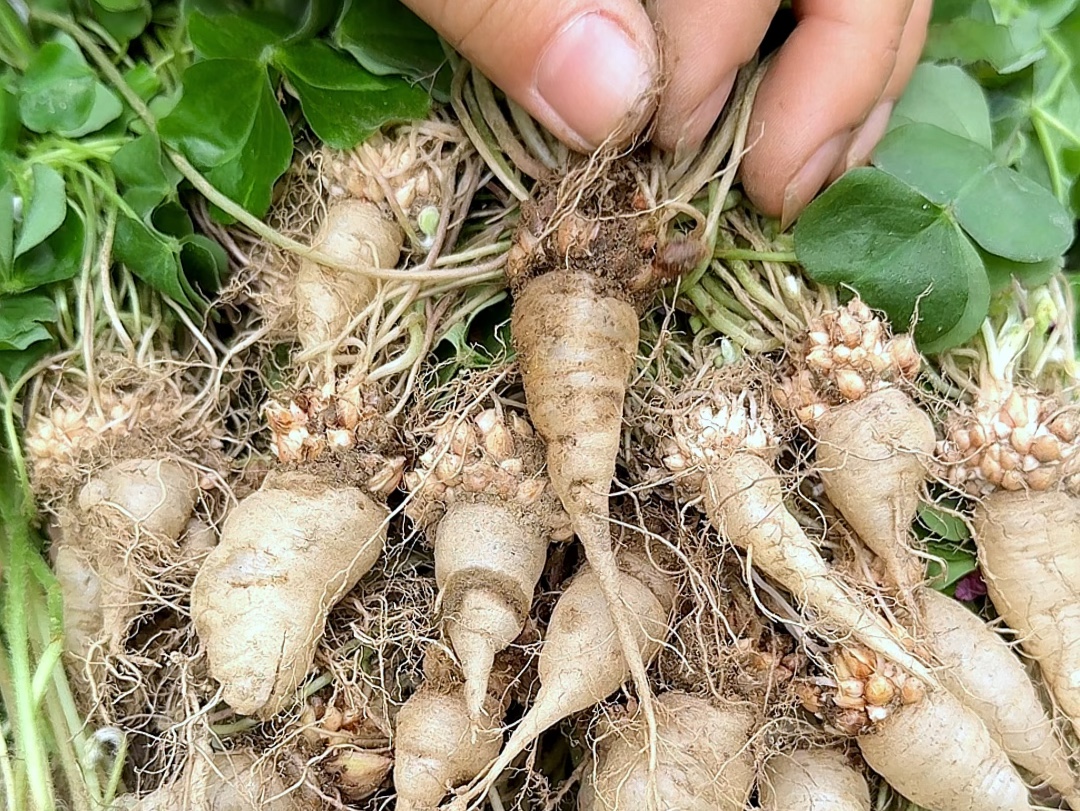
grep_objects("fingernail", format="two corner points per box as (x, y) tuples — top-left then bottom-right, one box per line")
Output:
(781, 132), (852, 229)
(845, 100), (895, 170)
(535, 12), (654, 149)
(682, 71), (738, 148)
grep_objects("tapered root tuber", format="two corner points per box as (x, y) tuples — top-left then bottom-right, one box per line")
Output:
(974, 489), (1080, 738)
(760, 748), (871, 811)
(392, 680), (507, 811)
(816, 388), (935, 600)
(192, 471), (387, 716)
(513, 269), (665, 749)
(858, 687), (1034, 811)
(920, 588), (1080, 808)
(295, 199), (403, 355)
(454, 551), (675, 806)
(405, 408), (568, 718)
(579, 692), (756, 811)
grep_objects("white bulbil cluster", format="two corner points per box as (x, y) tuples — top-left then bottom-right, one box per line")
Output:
(662, 388), (777, 487)
(775, 299), (921, 425)
(403, 407), (571, 539)
(26, 393), (133, 474)
(938, 385), (1078, 494)
(265, 382), (403, 497)
(800, 644), (926, 736)
(320, 124), (457, 217)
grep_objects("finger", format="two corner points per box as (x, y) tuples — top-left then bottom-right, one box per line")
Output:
(738, 0), (915, 225)
(401, 0), (659, 151)
(841, 0), (932, 171)
(648, 0), (780, 152)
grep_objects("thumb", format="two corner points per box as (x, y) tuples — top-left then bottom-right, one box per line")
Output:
(402, 0), (658, 151)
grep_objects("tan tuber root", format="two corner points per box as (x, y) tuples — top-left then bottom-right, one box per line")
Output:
(122, 748), (315, 811)
(512, 269), (666, 756)
(857, 686), (1034, 811)
(392, 680), (507, 811)
(191, 471), (387, 716)
(759, 748), (871, 811)
(452, 550), (676, 807)
(507, 160), (678, 759)
(974, 489), (1080, 739)
(54, 459), (199, 674)
(404, 408), (569, 718)
(662, 383), (934, 685)
(919, 588), (1080, 808)
(775, 300), (932, 603)
(815, 388), (935, 601)
(578, 692), (756, 811)
(294, 199), (403, 355)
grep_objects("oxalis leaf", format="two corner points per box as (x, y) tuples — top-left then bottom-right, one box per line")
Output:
(874, 122), (995, 204)
(273, 40), (430, 148)
(0, 293), (56, 351)
(926, 541), (979, 591)
(159, 59), (270, 167)
(112, 133), (182, 216)
(916, 503), (970, 543)
(114, 208), (202, 311)
(981, 251), (1063, 291)
(13, 164), (65, 259)
(925, 9), (1044, 73)
(794, 167), (990, 353)
(187, 10), (291, 61)
(159, 59), (292, 218)
(17, 41), (97, 134)
(2, 208), (85, 294)
(874, 123), (1074, 264)
(333, 0), (451, 100)
(954, 166), (1075, 262)
(890, 63), (993, 149)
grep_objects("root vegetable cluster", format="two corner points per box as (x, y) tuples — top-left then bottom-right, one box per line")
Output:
(14, 69), (1080, 811)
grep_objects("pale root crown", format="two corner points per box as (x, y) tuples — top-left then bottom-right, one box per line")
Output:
(775, 299), (921, 426)
(319, 123), (458, 217)
(663, 388), (778, 489)
(403, 407), (571, 540)
(938, 384), (1079, 495)
(265, 380), (403, 498)
(798, 644), (927, 737)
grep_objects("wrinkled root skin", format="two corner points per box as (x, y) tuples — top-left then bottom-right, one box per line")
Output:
(579, 693), (756, 811)
(192, 472), (387, 716)
(816, 388), (935, 603)
(703, 452), (935, 686)
(858, 688), (1032, 811)
(975, 489), (1080, 739)
(920, 588), (1080, 805)
(760, 748), (871, 811)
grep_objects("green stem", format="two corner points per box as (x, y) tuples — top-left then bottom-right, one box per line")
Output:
(0, 678), (19, 811)
(1, 509), (55, 810)
(30, 137), (128, 166)
(698, 272), (754, 320)
(102, 732), (128, 806)
(683, 285), (772, 352)
(713, 247), (798, 263)
(729, 259), (803, 331)
(41, 9), (492, 286)
(31, 593), (98, 811)
(0, 1), (32, 71)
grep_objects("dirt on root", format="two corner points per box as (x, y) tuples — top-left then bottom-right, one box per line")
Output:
(505, 155), (671, 309)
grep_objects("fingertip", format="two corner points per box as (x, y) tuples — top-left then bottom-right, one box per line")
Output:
(778, 131), (852, 229)
(534, 11), (659, 149)
(843, 99), (895, 171)
(653, 70), (737, 153)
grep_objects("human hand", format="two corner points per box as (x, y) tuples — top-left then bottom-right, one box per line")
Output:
(399, 0), (931, 225)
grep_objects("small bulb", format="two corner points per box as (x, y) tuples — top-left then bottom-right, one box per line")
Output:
(417, 205), (440, 238)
